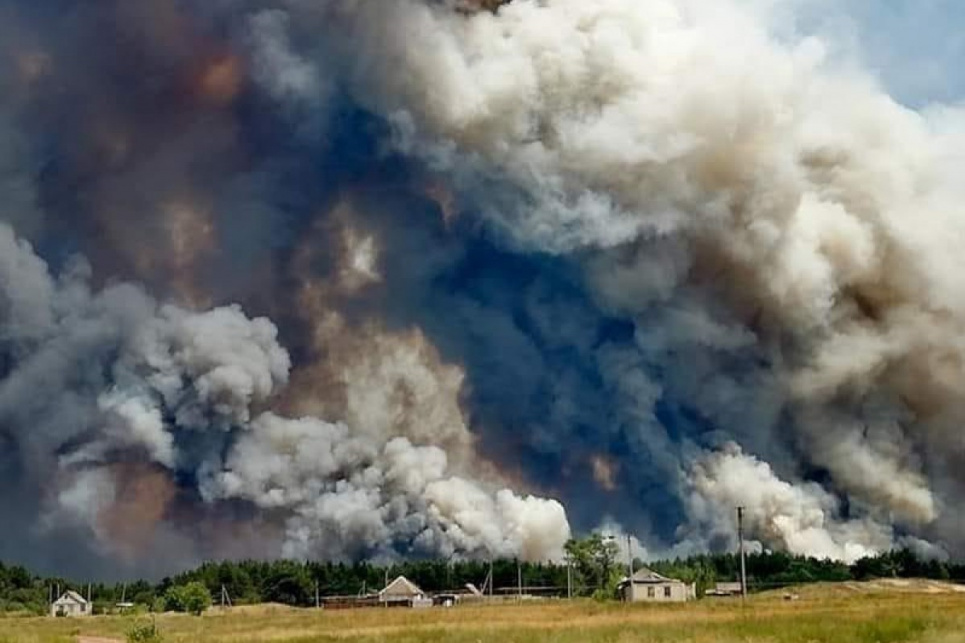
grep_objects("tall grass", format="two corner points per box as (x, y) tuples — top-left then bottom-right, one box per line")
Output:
(1, 586), (963, 643)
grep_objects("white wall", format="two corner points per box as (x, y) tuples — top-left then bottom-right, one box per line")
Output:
(50, 601), (90, 617)
(624, 582), (694, 603)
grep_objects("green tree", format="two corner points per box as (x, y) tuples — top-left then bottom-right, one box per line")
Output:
(164, 582), (211, 616)
(564, 534), (621, 597)
(263, 561), (313, 606)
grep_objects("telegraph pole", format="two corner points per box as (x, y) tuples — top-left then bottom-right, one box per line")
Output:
(626, 534), (633, 579)
(488, 558), (494, 599)
(566, 556), (572, 600)
(516, 558), (522, 601)
(737, 506), (747, 600)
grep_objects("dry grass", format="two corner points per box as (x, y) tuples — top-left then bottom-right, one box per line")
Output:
(2, 582), (965, 643)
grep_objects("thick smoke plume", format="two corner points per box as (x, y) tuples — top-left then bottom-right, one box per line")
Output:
(0, 224), (568, 573)
(2, 0), (965, 576)
(313, 0), (965, 562)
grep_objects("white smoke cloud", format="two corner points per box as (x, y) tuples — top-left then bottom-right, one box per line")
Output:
(0, 221), (570, 563)
(686, 443), (892, 563)
(98, 393), (175, 468)
(206, 412), (570, 561)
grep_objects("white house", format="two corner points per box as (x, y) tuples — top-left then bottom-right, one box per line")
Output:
(378, 576), (432, 608)
(619, 568), (696, 603)
(51, 590), (91, 617)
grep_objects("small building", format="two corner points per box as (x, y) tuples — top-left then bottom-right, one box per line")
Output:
(378, 576), (432, 608)
(51, 590), (91, 617)
(705, 581), (743, 597)
(619, 568), (696, 603)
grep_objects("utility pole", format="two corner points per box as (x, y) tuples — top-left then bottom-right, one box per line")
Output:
(626, 534), (634, 579)
(218, 584), (232, 610)
(566, 556), (572, 600)
(516, 558), (522, 601)
(488, 558), (494, 599)
(737, 506), (747, 600)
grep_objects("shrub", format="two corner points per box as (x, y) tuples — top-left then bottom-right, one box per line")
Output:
(92, 600), (112, 615)
(127, 619), (163, 643)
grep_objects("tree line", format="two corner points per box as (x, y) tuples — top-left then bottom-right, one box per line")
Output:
(3, 542), (964, 615)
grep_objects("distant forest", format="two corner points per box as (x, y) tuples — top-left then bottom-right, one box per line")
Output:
(2, 545), (962, 615)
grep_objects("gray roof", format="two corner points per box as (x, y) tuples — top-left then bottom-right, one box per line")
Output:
(53, 590), (88, 605)
(626, 568), (680, 584)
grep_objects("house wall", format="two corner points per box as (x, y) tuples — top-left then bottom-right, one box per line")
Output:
(624, 582), (695, 603)
(50, 601), (90, 617)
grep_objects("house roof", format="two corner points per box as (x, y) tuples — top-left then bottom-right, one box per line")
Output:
(626, 568), (678, 584)
(54, 590), (88, 605)
(379, 575), (424, 598)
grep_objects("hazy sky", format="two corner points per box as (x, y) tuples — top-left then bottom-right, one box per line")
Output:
(792, 0), (965, 106)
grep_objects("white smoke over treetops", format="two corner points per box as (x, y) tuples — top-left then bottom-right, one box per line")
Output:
(278, 0), (965, 560)
(686, 444), (892, 563)
(0, 223), (570, 564)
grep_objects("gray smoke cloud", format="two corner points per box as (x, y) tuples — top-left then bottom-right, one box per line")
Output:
(2, 0), (965, 576)
(0, 223), (569, 572)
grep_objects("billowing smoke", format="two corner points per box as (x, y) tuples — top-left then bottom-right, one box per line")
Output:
(684, 444), (894, 562)
(0, 224), (569, 573)
(2, 0), (965, 576)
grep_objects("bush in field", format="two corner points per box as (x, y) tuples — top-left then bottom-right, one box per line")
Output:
(92, 600), (112, 615)
(163, 582), (211, 616)
(127, 619), (163, 643)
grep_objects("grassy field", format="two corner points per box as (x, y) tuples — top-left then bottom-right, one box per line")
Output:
(3, 581), (965, 643)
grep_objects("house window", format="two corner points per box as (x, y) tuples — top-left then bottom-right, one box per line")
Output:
(664, 586), (671, 598)
(647, 587), (655, 598)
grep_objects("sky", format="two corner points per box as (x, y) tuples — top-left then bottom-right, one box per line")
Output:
(790, 0), (965, 106)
